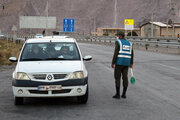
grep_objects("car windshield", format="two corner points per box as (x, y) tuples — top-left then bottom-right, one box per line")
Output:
(20, 42), (81, 61)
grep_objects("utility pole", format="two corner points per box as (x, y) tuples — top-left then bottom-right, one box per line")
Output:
(0, 0), (4, 10)
(93, 17), (96, 32)
(166, 19), (169, 37)
(45, 0), (49, 36)
(169, 0), (176, 37)
(0, 0), (5, 34)
(151, 13), (154, 37)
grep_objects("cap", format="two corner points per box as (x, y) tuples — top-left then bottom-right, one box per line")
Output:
(116, 31), (125, 37)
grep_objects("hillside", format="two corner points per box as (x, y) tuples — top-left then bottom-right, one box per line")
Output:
(0, 0), (180, 34)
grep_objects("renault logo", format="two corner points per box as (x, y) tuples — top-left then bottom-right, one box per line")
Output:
(47, 74), (53, 80)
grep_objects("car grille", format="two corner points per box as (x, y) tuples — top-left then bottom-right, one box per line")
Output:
(29, 90), (48, 94)
(32, 74), (67, 80)
(28, 89), (71, 94)
(53, 74), (67, 79)
(52, 89), (71, 94)
(33, 74), (46, 80)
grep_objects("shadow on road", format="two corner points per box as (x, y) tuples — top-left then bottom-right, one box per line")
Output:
(22, 97), (86, 106)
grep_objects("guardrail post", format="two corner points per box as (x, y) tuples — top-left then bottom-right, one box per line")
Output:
(145, 44), (149, 50)
(156, 42), (158, 52)
(167, 44), (169, 53)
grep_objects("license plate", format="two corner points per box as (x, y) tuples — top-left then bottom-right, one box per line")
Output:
(37, 85), (62, 91)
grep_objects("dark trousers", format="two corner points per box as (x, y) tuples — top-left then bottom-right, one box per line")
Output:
(114, 65), (129, 88)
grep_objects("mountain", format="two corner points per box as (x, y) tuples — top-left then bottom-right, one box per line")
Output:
(0, 0), (180, 34)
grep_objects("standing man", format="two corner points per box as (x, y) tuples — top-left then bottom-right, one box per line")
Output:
(42, 30), (45, 36)
(112, 31), (134, 99)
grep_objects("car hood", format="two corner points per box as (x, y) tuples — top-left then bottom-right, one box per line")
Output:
(17, 61), (83, 73)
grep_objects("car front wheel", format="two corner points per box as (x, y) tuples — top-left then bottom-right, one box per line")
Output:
(14, 97), (24, 105)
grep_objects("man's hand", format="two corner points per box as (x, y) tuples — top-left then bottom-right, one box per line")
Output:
(111, 64), (115, 68)
(130, 64), (133, 68)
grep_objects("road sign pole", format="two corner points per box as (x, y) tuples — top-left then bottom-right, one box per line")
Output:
(12, 25), (17, 42)
(125, 30), (127, 37)
(151, 13), (154, 37)
(166, 20), (169, 37)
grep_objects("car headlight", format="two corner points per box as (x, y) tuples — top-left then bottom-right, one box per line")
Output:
(14, 72), (30, 80)
(70, 71), (84, 79)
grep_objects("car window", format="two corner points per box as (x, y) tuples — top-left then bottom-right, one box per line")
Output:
(20, 42), (81, 61)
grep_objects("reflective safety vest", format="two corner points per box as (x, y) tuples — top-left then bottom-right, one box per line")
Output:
(115, 39), (132, 66)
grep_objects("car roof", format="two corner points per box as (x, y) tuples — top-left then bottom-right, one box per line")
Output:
(26, 36), (76, 43)
(43, 36), (69, 39)
(36, 34), (43, 36)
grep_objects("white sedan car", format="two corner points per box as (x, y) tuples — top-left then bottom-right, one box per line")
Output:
(9, 36), (92, 105)
(35, 34), (43, 38)
(0, 33), (5, 38)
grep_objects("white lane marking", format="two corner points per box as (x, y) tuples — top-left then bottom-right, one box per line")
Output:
(156, 63), (180, 71)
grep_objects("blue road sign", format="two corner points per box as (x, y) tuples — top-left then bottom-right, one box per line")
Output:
(63, 18), (75, 32)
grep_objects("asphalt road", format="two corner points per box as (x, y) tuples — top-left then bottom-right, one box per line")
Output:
(0, 43), (180, 120)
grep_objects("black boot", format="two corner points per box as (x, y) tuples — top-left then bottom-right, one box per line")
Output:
(121, 87), (127, 98)
(113, 87), (120, 99)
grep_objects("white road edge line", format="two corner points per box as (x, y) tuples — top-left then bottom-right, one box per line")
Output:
(156, 63), (180, 71)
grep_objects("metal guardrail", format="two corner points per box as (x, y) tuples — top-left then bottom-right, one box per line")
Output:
(70, 35), (180, 49)
(0, 34), (34, 44)
(2, 33), (180, 49)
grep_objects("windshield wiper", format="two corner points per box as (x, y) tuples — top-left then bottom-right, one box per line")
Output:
(22, 58), (44, 61)
(45, 58), (67, 60)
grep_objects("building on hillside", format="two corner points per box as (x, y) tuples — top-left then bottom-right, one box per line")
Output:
(140, 22), (180, 38)
(95, 28), (140, 36)
(90, 32), (98, 36)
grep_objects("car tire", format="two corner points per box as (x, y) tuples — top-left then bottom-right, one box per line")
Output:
(77, 86), (88, 104)
(14, 97), (24, 105)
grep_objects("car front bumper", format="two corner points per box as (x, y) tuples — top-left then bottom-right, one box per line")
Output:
(12, 77), (88, 97)
(13, 85), (87, 97)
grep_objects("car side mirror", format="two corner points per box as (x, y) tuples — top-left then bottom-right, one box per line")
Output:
(9, 57), (18, 62)
(83, 55), (92, 61)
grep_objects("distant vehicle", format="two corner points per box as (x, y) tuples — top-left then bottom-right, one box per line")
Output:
(0, 33), (5, 37)
(52, 31), (74, 35)
(35, 34), (43, 38)
(9, 36), (92, 105)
